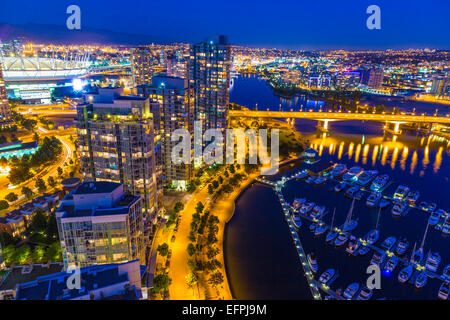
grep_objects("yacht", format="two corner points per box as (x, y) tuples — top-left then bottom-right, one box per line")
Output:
(293, 215), (302, 228)
(380, 236), (397, 251)
(314, 223), (328, 236)
(335, 233), (349, 247)
(311, 205), (326, 219)
(307, 252), (319, 273)
(342, 166), (363, 182)
(326, 229), (338, 243)
(300, 202), (315, 215)
(370, 174), (389, 191)
(443, 264), (450, 281)
(330, 163), (347, 178)
(343, 283), (360, 300)
(414, 272), (428, 289)
(438, 282), (449, 300)
(427, 203), (437, 212)
(340, 198), (358, 232)
(393, 185), (410, 200)
(334, 182), (347, 193)
(442, 216), (450, 235)
(370, 251), (386, 266)
(395, 238), (409, 256)
(314, 176), (327, 185)
(366, 193), (382, 208)
(292, 198), (306, 210)
(384, 256), (399, 273)
(405, 191), (420, 204)
(319, 269), (337, 285)
(305, 176), (316, 184)
(309, 222), (318, 232)
(365, 229), (380, 245)
(391, 202), (408, 217)
(419, 201), (428, 209)
(297, 170), (309, 180)
(358, 245), (370, 256)
(411, 248), (424, 265)
(354, 190), (364, 201)
(398, 265), (414, 283)
(425, 252), (441, 272)
(345, 236), (360, 255)
(356, 286), (373, 300)
(356, 170), (378, 186)
(428, 211), (440, 227)
(379, 198), (390, 209)
(345, 186), (359, 198)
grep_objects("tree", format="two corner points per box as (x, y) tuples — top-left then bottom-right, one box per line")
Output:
(0, 200), (9, 210)
(13, 244), (31, 265)
(3, 245), (15, 265)
(45, 214), (58, 242)
(187, 243), (196, 257)
(152, 273), (172, 295)
(31, 244), (46, 263)
(57, 167), (63, 177)
(212, 180), (219, 189)
(206, 246), (220, 259)
(21, 187), (33, 200)
(218, 176), (224, 184)
(0, 232), (15, 247)
(195, 202), (204, 214)
(208, 271), (224, 288)
(229, 164), (235, 174)
(35, 178), (47, 193)
(207, 184), (214, 195)
(45, 242), (62, 262)
(157, 243), (169, 257)
(173, 202), (184, 213)
(5, 192), (18, 203)
(47, 176), (57, 188)
(29, 210), (48, 233)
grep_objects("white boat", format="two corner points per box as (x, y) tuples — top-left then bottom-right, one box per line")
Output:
(334, 182), (347, 193)
(356, 286), (373, 300)
(314, 223), (328, 236)
(427, 202), (437, 212)
(411, 248), (424, 265)
(335, 233), (349, 247)
(395, 238), (409, 256)
(326, 230), (338, 243)
(425, 251), (441, 272)
(300, 202), (315, 214)
(415, 271), (428, 289)
(340, 198), (358, 232)
(366, 193), (382, 208)
(380, 236), (396, 251)
(305, 176), (316, 184)
(345, 186), (359, 198)
(391, 202), (408, 217)
(343, 282), (360, 300)
(297, 170), (309, 180)
(292, 198), (306, 210)
(356, 170), (378, 186)
(342, 166), (363, 182)
(442, 216), (450, 235)
(311, 205), (326, 219)
(358, 245), (370, 256)
(438, 282), (449, 300)
(354, 191), (364, 201)
(370, 251), (386, 266)
(314, 176), (327, 185)
(428, 211), (440, 226)
(398, 265), (413, 283)
(379, 198), (390, 209)
(365, 229), (380, 245)
(384, 256), (399, 273)
(370, 174), (389, 191)
(405, 191), (420, 204)
(345, 236), (360, 255)
(318, 269), (337, 285)
(309, 222), (318, 232)
(443, 264), (450, 281)
(330, 163), (347, 178)
(393, 185), (410, 200)
(307, 252), (319, 273)
(293, 215), (302, 228)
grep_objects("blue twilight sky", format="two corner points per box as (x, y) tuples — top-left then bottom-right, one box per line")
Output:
(0, 0), (449, 49)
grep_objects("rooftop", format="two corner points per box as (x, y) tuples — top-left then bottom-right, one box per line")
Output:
(0, 263), (64, 292)
(73, 181), (122, 195)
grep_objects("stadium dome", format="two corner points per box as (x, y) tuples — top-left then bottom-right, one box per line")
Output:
(1, 57), (91, 81)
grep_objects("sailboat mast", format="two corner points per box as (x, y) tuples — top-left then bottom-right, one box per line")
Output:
(419, 223), (429, 251)
(375, 206), (381, 230)
(410, 242), (417, 262)
(330, 207), (336, 228)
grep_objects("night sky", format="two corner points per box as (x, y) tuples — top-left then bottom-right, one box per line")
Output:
(0, 0), (449, 49)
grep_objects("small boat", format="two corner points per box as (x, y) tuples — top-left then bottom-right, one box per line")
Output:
(395, 238), (409, 256)
(411, 248), (424, 265)
(393, 185), (410, 200)
(343, 282), (360, 300)
(443, 264), (450, 281)
(307, 252), (319, 273)
(370, 174), (389, 191)
(391, 202), (408, 217)
(305, 176), (316, 184)
(356, 286), (373, 300)
(300, 202), (315, 214)
(334, 182), (347, 193)
(314, 223), (328, 236)
(292, 198), (306, 210)
(319, 269), (336, 285)
(356, 170), (378, 186)
(296, 170), (309, 180)
(365, 229), (380, 245)
(314, 176), (327, 185)
(415, 272), (428, 289)
(380, 236), (397, 251)
(341, 220), (358, 232)
(438, 282), (449, 300)
(419, 201), (428, 209)
(345, 186), (359, 198)
(309, 222), (318, 232)
(379, 198), (390, 209)
(428, 211), (440, 227)
(358, 245), (370, 256)
(427, 202), (437, 212)
(342, 166), (363, 182)
(425, 251), (441, 272)
(370, 252), (386, 266)
(354, 191), (364, 201)
(405, 191), (420, 204)
(345, 236), (360, 255)
(384, 256), (399, 273)
(366, 193), (382, 208)
(293, 215), (302, 228)
(330, 163), (347, 178)
(398, 265), (414, 283)
(326, 229), (338, 243)
(311, 205), (326, 219)
(335, 233), (349, 247)
(442, 216), (450, 235)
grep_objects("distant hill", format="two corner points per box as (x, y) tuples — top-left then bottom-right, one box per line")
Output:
(0, 23), (173, 45)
